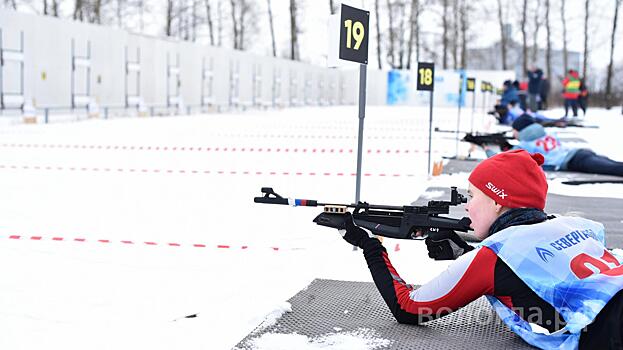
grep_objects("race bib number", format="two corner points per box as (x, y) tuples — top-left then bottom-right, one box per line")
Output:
(535, 135), (559, 153)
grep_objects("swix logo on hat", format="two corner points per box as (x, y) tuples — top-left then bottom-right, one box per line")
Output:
(468, 150), (548, 210)
(486, 182), (508, 199)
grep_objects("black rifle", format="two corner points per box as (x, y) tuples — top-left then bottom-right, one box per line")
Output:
(463, 132), (514, 151)
(254, 187), (472, 240)
(540, 119), (599, 129)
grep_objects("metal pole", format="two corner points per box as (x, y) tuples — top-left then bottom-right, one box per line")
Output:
(86, 41), (91, 99)
(45, 108), (49, 124)
(137, 47), (141, 98)
(124, 46), (128, 108)
(427, 90), (434, 175)
(455, 78), (462, 158)
(71, 39), (75, 110)
(166, 53), (170, 108)
(482, 89), (486, 116)
(0, 28), (4, 110)
(19, 31), (24, 103)
(201, 57), (205, 107)
(354, 63), (367, 204)
(470, 90), (476, 132)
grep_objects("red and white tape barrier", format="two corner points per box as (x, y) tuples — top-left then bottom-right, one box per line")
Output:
(0, 143), (443, 155)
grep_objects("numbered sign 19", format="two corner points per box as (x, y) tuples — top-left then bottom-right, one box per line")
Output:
(417, 62), (435, 91)
(466, 78), (475, 92)
(339, 4), (369, 64)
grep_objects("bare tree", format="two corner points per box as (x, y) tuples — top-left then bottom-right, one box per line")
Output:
(74, 0), (84, 20)
(582, 0), (590, 78)
(43, 0), (48, 15)
(459, 0), (469, 69)
(117, 0), (123, 27)
(406, 0), (419, 69)
(397, 1), (406, 68)
(138, 0), (145, 32)
(289, 0), (299, 60)
(191, 0), (198, 41)
(561, 0), (568, 73)
(329, 0), (335, 14)
(386, 0), (396, 67)
(52, 0), (59, 16)
(375, 0), (383, 69)
(178, 1), (186, 39)
(442, 0), (449, 69)
(236, 0), (256, 50)
(531, 0), (541, 64)
(605, 0), (621, 109)
(4, 0), (16, 10)
(230, 0), (239, 49)
(93, 0), (102, 24)
(205, 0), (215, 45)
(166, 0), (174, 36)
(452, 0), (459, 69)
(217, 0), (223, 46)
(496, 0), (507, 70)
(521, 0), (528, 75)
(267, 0), (276, 56)
(545, 0), (552, 81)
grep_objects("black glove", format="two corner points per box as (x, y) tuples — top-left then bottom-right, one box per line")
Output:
(313, 212), (371, 249)
(425, 229), (474, 260)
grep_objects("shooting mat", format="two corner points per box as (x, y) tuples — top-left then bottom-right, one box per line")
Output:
(234, 279), (533, 350)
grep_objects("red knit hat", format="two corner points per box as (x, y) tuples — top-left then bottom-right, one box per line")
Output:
(468, 150), (548, 210)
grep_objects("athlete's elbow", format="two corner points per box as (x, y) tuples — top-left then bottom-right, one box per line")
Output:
(391, 307), (427, 325)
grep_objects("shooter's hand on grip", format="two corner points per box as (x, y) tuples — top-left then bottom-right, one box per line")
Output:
(425, 229), (474, 260)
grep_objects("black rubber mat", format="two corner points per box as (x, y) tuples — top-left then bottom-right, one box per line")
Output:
(235, 279), (532, 349)
(556, 137), (587, 143)
(414, 187), (623, 248)
(442, 159), (622, 183)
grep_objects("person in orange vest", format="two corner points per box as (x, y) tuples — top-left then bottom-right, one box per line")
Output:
(562, 69), (581, 117)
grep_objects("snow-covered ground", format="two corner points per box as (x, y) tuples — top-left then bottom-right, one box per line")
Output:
(0, 105), (621, 350)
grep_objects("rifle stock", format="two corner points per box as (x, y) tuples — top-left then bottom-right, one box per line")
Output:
(463, 132), (514, 151)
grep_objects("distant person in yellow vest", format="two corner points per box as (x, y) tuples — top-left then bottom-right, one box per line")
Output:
(562, 69), (581, 118)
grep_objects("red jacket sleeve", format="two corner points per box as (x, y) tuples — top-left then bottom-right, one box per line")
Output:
(361, 238), (497, 324)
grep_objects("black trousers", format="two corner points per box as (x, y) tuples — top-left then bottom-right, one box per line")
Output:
(567, 149), (623, 177)
(580, 289), (623, 349)
(579, 96), (588, 114)
(565, 98), (578, 117)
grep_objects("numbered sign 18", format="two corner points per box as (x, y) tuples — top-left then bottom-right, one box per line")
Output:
(466, 78), (475, 92)
(417, 62), (435, 91)
(339, 4), (369, 64)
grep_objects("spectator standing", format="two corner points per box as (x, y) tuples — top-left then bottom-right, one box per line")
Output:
(539, 76), (550, 110)
(527, 67), (543, 112)
(562, 70), (581, 117)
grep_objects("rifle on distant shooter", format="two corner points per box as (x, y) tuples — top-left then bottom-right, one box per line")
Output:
(253, 187), (472, 240)
(540, 119), (599, 129)
(462, 132), (514, 151)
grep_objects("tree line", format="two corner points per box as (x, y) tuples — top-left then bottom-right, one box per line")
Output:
(2, 0), (621, 107)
